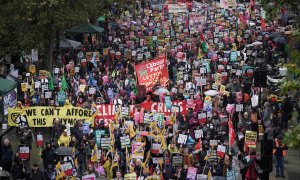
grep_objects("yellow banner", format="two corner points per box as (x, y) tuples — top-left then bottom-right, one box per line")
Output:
(8, 105), (96, 127)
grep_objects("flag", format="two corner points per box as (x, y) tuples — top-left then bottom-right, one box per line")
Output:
(48, 72), (54, 91)
(195, 139), (202, 150)
(61, 74), (68, 91)
(91, 144), (98, 162)
(261, 17), (266, 30)
(91, 52), (97, 67)
(55, 161), (65, 180)
(228, 116), (236, 147)
(201, 41), (208, 53)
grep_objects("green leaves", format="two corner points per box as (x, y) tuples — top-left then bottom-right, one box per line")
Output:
(284, 124), (300, 151)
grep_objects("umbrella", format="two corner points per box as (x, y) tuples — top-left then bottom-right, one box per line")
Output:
(267, 76), (285, 83)
(204, 90), (219, 96)
(54, 147), (79, 156)
(67, 23), (104, 34)
(251, 41), (263, 46)
(273, 36), (288, 45)
(58, 39), (81, 49)
(97, 16), (105, 22)
(0, 170), (10, 177)
(153, 87), (170, 95)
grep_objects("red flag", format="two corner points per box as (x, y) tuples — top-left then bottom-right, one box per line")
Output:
(228, 116), (236, 146)
(261, 17), (266, 30)
(239, 13), (247, 26)
(195, 139), (202, 150)
(250, 0), (255, 11)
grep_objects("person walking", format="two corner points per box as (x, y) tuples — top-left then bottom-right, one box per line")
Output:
(245, 150), (258, 180)
(1, 138), (13, 172)
(273, 137), (288, 178)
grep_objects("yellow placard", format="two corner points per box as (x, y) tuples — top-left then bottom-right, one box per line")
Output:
(124, 173), (137, 180)
(29, 65), (36, 73)
(103, 48), (109, 56)
(39, 70), (50, 78)
(8, 105), (97, 127)
(245, 130), (257, 148)
(219, 85), (226, 93)
(21, 83), (28, 92)
(79, 85), (86, 92)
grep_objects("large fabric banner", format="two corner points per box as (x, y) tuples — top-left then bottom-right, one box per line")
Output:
(167, 4), (188, 14)
(94, 100), (187, 124)
(8, 105), (96, 127)
(135, 56), (169, 91)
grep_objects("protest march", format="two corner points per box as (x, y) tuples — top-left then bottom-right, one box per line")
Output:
(0, 0), (299, 180)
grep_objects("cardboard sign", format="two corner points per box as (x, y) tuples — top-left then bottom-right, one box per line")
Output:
(21, 83), (28, 92)
(194, 129), (204, 139)
(57, 91), (66, 103)
(19, 146), (30, 160)
(177, 133), (188, 145)
(171, 153), (183, 167)
(120, 135), (131, 149)
(29, 65), (36, 73)
(82, 174), (96, 180)
(88, 86), (96, 95)
(100, 135), (111, 149)
(45, 91), (52, 99)
(132, 142), (144, 159)
(187, 167), (198, 180)
(244, 130), (257, 148)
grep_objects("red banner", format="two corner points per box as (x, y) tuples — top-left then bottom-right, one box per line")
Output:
(94, 100), (187, 125)
(135, 56), (169, 91)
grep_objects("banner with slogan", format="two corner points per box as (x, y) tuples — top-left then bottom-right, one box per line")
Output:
(8, 105), (97, 127)
(94, 100), (187, 125)
(167, 4), (188, 14)
(135, 56), (169, 91)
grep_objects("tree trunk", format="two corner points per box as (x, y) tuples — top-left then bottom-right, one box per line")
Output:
(43, 20), (55, 71)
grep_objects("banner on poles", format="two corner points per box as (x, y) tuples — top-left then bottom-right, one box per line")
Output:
(135, 56), (169, 91)
(8, 105), (96, 127)
(168, 4), (188, 14)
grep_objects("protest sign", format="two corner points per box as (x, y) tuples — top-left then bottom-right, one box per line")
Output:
(120, 135), (131, 149)
(3, 88), (17, 115)
(82, 174), (96, 180)
(177, 133), (188, 145)
(171, 153), (183, 167)
(19, 146), (30, 160)
(31, 49), (38, 62)
(244, 130), (257, 148)
(21, 83), (28, 92)
(124, 173), (137, 180)
(226, 169), (236, 180)
(100, 135), (111, 149)
(29, 65), (36, 74)
(194, 128), (204, 139)
(57, 91), (66, 103)
(217, 145), (226, 158)
(8, 105), (96, 127)
(135, 56), (169, 91)
(187, 167), (198, 180)
(132, 142), (144, 159)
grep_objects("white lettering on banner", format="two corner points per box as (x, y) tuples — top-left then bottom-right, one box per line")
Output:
(151, 102), (184, 113)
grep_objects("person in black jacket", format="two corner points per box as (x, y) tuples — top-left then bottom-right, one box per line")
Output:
(27, 163), (45, 180)
(41, 141), (55, 170)
(77, 143), (87, 177)
(1, 138), (13, 172)
(11, 161), (27, 180)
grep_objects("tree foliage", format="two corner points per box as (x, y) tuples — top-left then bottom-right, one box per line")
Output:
(284, 123), (300, 153)
(261, 0), (300, 94)
(0, 0), (128, 70)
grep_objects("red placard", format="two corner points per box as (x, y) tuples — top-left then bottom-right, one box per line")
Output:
(135, 56), (169, 91)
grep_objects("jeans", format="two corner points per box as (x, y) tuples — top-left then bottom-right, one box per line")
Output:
(275, 156), (284, 176)
(77, 162), (86, 177)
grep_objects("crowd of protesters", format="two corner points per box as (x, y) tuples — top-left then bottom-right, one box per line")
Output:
(2, 0), (298, 179)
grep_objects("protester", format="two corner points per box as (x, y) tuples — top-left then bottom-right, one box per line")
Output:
(273, 137), (288, 178)
(4, 0), (297, 179)
(27, 163), (46, 180)
(1, 138), (13, 172)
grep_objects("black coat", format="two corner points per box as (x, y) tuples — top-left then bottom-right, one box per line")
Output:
(41, 148), (55, 169)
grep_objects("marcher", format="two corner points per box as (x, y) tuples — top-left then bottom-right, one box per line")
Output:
(1, 138), (13, 172)
(273, 138), (288, 178)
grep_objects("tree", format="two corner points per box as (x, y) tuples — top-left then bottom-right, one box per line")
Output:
(283, 124), (300, 156)
(261, 0), (300, 95)
(0, 0), (128, 71)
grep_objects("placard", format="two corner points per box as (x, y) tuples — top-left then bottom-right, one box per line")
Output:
(244, 130), (257, 148)
(29, 65), (36, 73)
(57, 91), (66, 103)
(88, 87), (96, 94)
(177, 134), (188, 145)
(132, 142), (144, 159)
(194, 129), (204, 139)
(121, 107), (129, 118)
(21, 83), (28, 92)
(235, 104), (243, 112)
(120, 135), (131, 149)
(100, 135), (111, 149)
(209, 139), (219, 146)
(54, 68), (60, 74)
(44, 91), (52, 99)
(82, 174), (96, 180)
(171, 153), (183, 167)
(187, 167), (198, 180)
(41, 84), (48, 92)
(19, 146), (30, 160)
